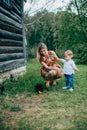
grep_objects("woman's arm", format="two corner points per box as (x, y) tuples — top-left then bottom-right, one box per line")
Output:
(41, 61), (59, 70)
(51, 51), (62, 62)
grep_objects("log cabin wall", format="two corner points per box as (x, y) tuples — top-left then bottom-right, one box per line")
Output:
(0, 0), (26, 81)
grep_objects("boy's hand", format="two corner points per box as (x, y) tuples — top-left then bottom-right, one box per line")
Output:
(75, 67), (79, 71)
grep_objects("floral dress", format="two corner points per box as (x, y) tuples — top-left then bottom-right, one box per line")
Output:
(40, 51), (63, 79)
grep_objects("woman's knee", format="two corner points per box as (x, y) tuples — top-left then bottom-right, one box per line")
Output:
(56, 69), (63, 78)
(48, 70), (56, 77)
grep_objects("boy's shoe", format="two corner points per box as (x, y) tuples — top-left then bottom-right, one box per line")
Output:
(69, 88), (74, 92)
(62, 86), (69, 89)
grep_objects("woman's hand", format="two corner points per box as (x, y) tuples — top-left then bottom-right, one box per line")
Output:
(41, 61), (58, 70)
(51, 51), (62, 62)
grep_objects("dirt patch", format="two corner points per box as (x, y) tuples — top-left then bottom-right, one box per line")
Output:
(0, 93), (81, 130)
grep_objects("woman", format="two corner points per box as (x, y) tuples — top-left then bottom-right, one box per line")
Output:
(36, 43), (63, 87)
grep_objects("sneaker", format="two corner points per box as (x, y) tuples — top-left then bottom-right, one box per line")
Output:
(69, 88), (74, 92)
(62, 86), (69, 89)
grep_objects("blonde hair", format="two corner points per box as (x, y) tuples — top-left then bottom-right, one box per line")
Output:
(64, 50), (73, 58)
(36, 43), (47, 61)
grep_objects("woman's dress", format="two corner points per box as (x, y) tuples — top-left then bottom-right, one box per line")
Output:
(40, 51), (63, 80)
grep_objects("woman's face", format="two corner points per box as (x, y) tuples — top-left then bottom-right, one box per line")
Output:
(40, 48), (47, 56)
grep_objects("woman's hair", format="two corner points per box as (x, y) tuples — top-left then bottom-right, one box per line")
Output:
(36, 43), (47, 61)
(64, 50), (73, 58)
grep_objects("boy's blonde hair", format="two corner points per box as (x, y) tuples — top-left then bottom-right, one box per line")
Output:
(64, 50), (73, 58)
(36, 43), (47, 61)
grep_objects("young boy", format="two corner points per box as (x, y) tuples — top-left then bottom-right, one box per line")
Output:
(61, 50), (78, 92)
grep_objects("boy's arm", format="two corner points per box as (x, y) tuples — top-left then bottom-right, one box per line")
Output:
(73, 61), (79, 71)
(74, 66), (79, 71)
(72, 60), (79, 71)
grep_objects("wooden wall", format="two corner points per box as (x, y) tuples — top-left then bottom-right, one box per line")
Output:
(0, 0), (26, 73)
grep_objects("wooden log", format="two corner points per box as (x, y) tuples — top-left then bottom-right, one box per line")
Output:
(0, 59), (25, 73)
(0, 6), (21, 23)
(21, 0), (27, 64)
(15, 0), (21, 6)
(0, 13), (22, 29)
(0, 47), (23, 54)
(0, 53), (24, 62)
(12, 0), (21, 12)
(0, 29), (23, 41)
(0, 39), (23, 46)
(14, 0), (22, 7)
(12, 2), (21, 16)
(11, 11), (22, 21)
(0, 21), (22, 34)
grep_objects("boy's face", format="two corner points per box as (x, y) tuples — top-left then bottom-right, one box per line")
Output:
(64, 54), (71, 61)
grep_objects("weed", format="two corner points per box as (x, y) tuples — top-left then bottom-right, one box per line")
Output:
(0, 61), (87, 130)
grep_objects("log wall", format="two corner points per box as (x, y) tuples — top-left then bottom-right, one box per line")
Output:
(0, 0), (26, 75)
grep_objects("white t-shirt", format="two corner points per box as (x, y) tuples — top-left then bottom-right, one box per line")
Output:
(61, 59), (76, 75)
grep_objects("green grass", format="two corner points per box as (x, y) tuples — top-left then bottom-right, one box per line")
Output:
(0, 60), (87, 130)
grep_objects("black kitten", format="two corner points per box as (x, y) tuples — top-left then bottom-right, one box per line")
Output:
(35, 83), (49, 94)
(35, 83), (44, 94)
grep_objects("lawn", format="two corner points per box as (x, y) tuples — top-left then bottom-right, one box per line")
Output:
(0, 60), (87, 130)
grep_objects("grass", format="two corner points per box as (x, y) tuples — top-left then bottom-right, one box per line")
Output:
(0, 60), (87, 130)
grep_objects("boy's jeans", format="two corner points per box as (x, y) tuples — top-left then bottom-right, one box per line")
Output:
(64, 74), (74, 89)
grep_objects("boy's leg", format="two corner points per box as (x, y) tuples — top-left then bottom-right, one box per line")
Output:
(69, 74), (74, 89)
(63, 74), (69, 89)
(65, 74), (69, 87)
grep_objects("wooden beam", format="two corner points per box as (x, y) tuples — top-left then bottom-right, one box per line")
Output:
(0, 59), (25, 73)
(0, 6), (21, 23)
(0, 53), (24, 62)
(0, 47), (23, 54)
(14, 0), (22, 7)
(0, 13), (22, 29)
(22, 0), (27, 63)
(11, 11), (22, 21)
(0, 39), (23, 46)
(12, 0), (21, 12)
(12, 2), (21, 16)
(0, 21), (22, 34)
(0, 29), (23, 41)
